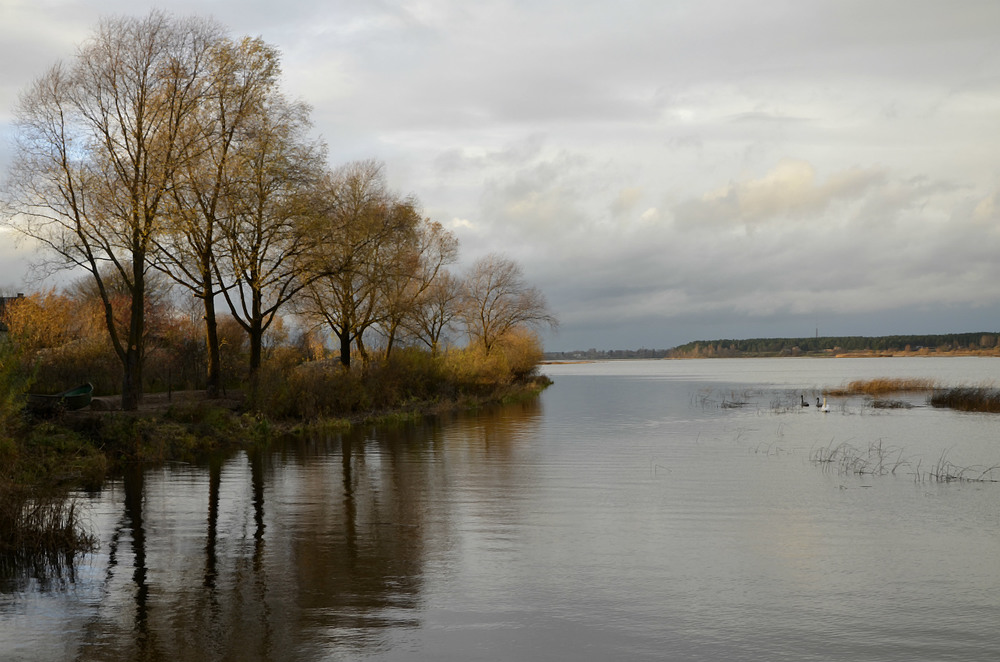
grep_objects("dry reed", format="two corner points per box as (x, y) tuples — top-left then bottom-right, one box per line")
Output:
(0, 483), (96, 579)
(930, 387), (1000, 413)
(826, 377), (937, 397)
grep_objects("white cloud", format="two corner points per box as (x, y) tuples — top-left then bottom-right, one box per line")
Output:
(447, 217), (476, 230)
(675, 160), (887, 230)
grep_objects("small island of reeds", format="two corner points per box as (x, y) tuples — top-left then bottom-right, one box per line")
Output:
(822, 376), (1000, 414)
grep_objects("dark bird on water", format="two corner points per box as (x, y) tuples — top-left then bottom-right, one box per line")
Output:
(801, 394), (809, 407)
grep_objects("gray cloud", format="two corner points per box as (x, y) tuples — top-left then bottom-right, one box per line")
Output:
(3, 0), (1000, 350)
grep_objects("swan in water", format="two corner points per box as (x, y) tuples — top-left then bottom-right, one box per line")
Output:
(800, 394), (809, 407)
(820, 397), (830, 413)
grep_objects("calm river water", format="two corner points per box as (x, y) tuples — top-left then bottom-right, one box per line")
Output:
(2, 357), (999, 661)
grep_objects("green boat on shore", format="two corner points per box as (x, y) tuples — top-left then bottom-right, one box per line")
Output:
(26, 383), (94, 415)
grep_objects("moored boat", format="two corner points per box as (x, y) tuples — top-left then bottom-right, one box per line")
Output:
(26, 383), (94, 414)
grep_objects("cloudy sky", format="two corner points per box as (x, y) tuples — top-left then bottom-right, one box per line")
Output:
(3, 0), (1000, 351)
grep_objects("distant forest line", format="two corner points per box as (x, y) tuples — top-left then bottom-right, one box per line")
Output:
(545, 332), (1000, 361)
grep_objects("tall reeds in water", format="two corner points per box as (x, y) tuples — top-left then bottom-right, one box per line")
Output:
(810, 439), (910, 477)
(811, 441), (999, 482)
(826, 378), (1000, 413)
(0, 483), (95, 583)
(825, 377), (937, 397)
(930, 387), (1000, 413)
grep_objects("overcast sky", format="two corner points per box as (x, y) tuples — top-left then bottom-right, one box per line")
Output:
(3, 0), (1000, 351)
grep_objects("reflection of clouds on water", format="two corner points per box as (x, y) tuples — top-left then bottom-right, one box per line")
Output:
(4, 358), (999, 661)
(22, 402), (547, 661)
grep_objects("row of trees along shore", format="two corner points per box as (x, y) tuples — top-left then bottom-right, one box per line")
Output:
(668, 333), (1000, 358)
(545, 333), (1000, 361)
(1, 11), (556, 412)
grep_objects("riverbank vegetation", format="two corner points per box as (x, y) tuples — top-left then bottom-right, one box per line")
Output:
(547, 332), (1000, 361)
(0, 283), (554, 480)
(0, 11), (556, 438)
(1, 11), (556, 414)
(0, 11), (557, 571)
(0, 294), (553, 573)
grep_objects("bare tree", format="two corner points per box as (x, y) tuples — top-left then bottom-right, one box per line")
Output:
(376, 218), (458, 357)
(405, 268), (463, 354)
(4, 12), (220, 409)
(156, 36), (282, 396)
(461, 254), (557, 355)
(214, 94), (325, 376)
(298, 160), (418, 368)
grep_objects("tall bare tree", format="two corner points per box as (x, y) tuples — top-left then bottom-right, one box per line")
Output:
(214, 94), (325, 376)
(156, 36), (282, 396)
(461, 254), (558, 355)
(5, 12), (220, 409)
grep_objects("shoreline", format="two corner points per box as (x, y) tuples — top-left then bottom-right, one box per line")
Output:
(11, 376), (553, 492)
(544, 349), (1000, 363)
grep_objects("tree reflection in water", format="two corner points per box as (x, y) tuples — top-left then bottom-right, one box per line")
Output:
(50, 399), (543, 661)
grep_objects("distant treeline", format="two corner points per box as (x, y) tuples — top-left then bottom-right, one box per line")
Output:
(546, 332), (1000, 361)
(544, 348), (672, 361)
(668, 332), (1000, 358)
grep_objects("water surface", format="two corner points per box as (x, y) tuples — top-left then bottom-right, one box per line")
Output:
(2, 357), (999, 660)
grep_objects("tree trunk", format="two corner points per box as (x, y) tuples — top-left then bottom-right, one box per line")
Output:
(249, 322), (263, 376)
(249, 289), (264, 376)
(121, 347), (143, 411)
(203, 287), (221, 398)
(356, 330), (368, 362)
(338, 326), (351, 369)
(384, 323), (397, 359)
(121, 266), (146, 411)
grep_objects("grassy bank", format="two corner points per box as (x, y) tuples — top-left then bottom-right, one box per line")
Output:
(10, 373), (553, 487)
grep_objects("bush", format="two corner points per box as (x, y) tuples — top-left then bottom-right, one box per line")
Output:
(496, 328), (543, 381)
(440, 345), (511, 391)
(251, 358), (368, 419)
(363, 347), (446, 406)
(0, 338), (32, 444)
(249, 336), (547, 420)
(439, 329), (543, 391)
(32, 338), (118, 396)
